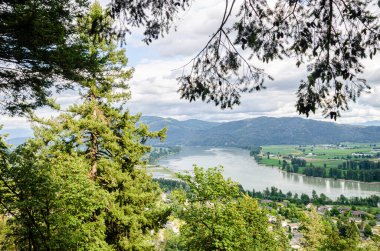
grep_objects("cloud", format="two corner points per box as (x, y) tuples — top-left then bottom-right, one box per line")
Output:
(1, 0), (380, 136)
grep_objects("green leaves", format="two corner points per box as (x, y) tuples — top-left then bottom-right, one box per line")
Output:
(171, 166), (288, 251)
(0, 0), (91, 115)
(0, 3), (169, 249)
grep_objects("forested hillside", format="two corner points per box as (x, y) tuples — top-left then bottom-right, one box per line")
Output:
(143, 116), (380, 146)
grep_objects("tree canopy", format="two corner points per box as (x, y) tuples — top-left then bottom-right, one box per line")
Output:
(0, 0), (91, 115)
(1, 0), (379, 118)
(108, 0), (380, 119)
(169, 166), (289, 250)
(0, 3), (169, 249)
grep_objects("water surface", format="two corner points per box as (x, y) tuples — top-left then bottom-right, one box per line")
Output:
(158, 147), (380, 199)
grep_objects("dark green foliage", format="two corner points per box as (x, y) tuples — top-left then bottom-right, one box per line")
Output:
(110, 0), (380, 117)
(154, 178), (188, 192)
(147, 147), (181, 164)
(364, 224), (373, 237)
(108, 0), (192, 44)
(304, 159), (380, 182)
(0, 3), (170, 249)
(154, 176), (380, 207)
(0, 0), (93, 115)
(304, 166), (327, 177)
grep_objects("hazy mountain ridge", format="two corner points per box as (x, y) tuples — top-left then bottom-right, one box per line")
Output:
(353, 120), (380, 126)
(142, 116), (380, 146)
(3, 116), (380, 146)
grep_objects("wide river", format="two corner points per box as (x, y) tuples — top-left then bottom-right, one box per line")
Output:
(157, 146), (380, 199)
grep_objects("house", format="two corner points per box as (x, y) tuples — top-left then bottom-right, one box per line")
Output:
(317, 205), (332, 215)
(338, 207), (350, 214)
(351, 210), (365, 218)
(306, 203), (313, 209)
(288, 223), (300, 233)
(260, 199), (273, 204)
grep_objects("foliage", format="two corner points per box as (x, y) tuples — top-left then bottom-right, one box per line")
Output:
(0, 3), (170, 249)
(147, 147), (181, 164)
(300, 207), (327, 250)
(170, 166), (289, 251)
(108, 0), (191, 44)
(0, 137), (110, 250)
(258, 144), (380, 182)
(109, 0), (380, 118)
(300, 208), (362, 250)
(0, 0), (92, 115)
(156, 177), (380, 208)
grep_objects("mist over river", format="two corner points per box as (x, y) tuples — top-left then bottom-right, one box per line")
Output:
(157, 147), (380, 199)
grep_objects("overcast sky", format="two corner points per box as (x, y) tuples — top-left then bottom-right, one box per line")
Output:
(1, 0), (380, 135)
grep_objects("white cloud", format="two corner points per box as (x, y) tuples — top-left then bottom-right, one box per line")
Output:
(1, 0), (380, 135)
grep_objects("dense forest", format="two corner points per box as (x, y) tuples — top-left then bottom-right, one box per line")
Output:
(289, 158), (380, 182)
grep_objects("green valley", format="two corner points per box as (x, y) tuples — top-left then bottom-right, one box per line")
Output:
(254, 144), (380, 182)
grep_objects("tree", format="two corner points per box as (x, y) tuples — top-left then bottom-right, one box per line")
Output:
(364, 224), (373, 237)
(0, 0), (96, 115)
(108, 0), (380, 119)
(300, 207), (327, 250)
(0, 142), (112, 250)
(31, 3), (170, 249)
(0, 3), (170, 249)
(170, 165), (289, 250)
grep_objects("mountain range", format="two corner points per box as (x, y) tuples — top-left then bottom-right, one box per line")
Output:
(3, 116), (380, 147)
(141, 116), (380, 147)
(352, 120), (380, 126)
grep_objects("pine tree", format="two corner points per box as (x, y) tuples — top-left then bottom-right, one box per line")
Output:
(31, 2), (169, 249)
(0, 3), (169, 249)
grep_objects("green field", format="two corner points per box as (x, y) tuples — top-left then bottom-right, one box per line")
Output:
(257, 143), (380, 170)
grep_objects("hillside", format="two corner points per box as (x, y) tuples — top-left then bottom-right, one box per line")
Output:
(142, 116), (380, 146)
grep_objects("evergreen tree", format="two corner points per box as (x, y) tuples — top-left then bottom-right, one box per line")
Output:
(0, 0), (92, 115)
(1, 3), (170, 249)
(31, 3), (170, 249)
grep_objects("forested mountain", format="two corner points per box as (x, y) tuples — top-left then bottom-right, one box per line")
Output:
(142, 116), (380, 146)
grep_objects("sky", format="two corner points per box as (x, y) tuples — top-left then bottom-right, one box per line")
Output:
(1, 0), (380, 137)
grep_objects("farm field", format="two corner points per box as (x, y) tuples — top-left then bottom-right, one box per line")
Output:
(256, 143), (380, 182)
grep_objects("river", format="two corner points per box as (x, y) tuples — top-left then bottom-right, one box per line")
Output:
(156, 146), (380, 199)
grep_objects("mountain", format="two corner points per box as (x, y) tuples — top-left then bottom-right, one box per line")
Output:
(353, 120), (380, 126)
(1, 128), (33, 146)
(142, 116), (380, 146)
(140, 116), (222, 145)
(6, 137), (30, 146)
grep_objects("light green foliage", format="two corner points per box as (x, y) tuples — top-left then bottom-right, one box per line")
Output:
(0, 138), (110, 250)
(300, 207), (328, 250)
(171, 166), (289, 251)
(300, 207), (362, 251)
